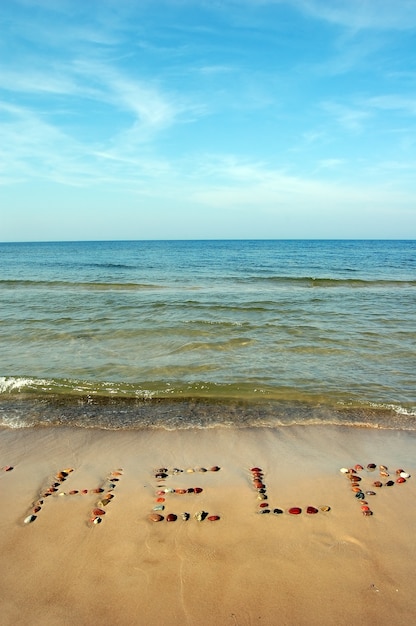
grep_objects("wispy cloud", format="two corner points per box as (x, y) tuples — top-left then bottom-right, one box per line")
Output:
(295, 0), (416, 31)
(321, 102), (372, 132)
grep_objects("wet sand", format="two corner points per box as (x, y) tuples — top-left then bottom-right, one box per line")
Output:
(0, 424), (415, 625)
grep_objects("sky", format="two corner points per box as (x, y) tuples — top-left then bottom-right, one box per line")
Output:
(1, 0), (416, 241)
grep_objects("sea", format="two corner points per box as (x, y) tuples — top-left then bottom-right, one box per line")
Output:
(0, 240), (415, 431)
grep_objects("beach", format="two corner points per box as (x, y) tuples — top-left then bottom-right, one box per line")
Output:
(1, 424), (415, 625)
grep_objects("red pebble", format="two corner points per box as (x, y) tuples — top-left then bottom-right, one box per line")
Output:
(355, 464), (364, 471)
(396, 477), (406, 483)
(156, 497), (165, 502)
(306, 506), (318, 514)
(69, 490), (78, 495)
(208, 515), (220, 521)
(288, 507), (302, 515)
(92, 508), (106, 516)
(194, 487), (203, 493)
(210, 466), (220, 472)
(166, 513), (177, 522)
(250, 467), (262, 473)
(259, 502), (269, 508)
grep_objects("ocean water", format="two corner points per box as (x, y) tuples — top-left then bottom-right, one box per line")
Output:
(0, 240), (415, 430)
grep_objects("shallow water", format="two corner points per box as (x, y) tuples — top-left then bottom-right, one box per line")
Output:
(0, 240), (415, 429)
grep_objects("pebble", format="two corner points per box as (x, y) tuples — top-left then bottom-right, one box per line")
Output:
(340, 468), (350, 473)
(195, 511), (207, 521)
(288, 507), (302, 515)
(259, 502), (269, 508)
(210, 466), (221, 472)
(153, 505), (165, 511)
(306, 506), (318, 515)
(207, 515), (220, 521)
(365, 491), (376, 496)
(319, 505), (331, 512)
(149, 513), (164, 522)
(91, 517), (102, 525)
(24, 514), (37, 524)
(400, 472), (410, 479)
(92, 508), (106, 516)
(273, 508), (284, 515)
(166, 513), (177, 522)
(258, 509), (270, 514)
(373, 481), (383, 488)
(396, 477), (406, 484)
(385, 480), (394, 487)
(367, 463), (376, 471)
(181, 512), (190, 521)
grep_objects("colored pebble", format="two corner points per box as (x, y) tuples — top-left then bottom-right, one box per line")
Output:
(258, 509), (270, 514)
(367, 463), (376, 470)
(166, 513), (177, 522)
(396, 477), (406, 483)
(288, 507), (302, 515)
(210, 466), (221, 472)
(92, 508), (106, 516)
(400, 472), (410, 479)
(149, 513), (164, 522)
(259, 502), (269, 508)
(355, 464), (364, 471)
(273, 508), (284, 515)
(195, 511), (207, 521)
(365, 491), (376, 496)
(373, 481), (383, 488)
(207, 515), (220, 521)
(156, 497), (165, 502)
(306, 506), (318, 515)
(181, 512), (190, 521)
(24, 515), (37, 524)
(385, 480), (394, 486)
(3, 466), (14, 472)
(153, 505), (165, 511)
(91, 517), (102, 525)
(319, 506), (331, 512)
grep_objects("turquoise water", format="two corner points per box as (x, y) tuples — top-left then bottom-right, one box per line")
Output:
(0, 240), (415, 429)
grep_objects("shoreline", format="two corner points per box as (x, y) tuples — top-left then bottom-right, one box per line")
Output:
(1, 424), (416, 625)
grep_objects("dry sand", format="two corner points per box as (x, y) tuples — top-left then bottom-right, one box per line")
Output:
(0, 424), (415, 626)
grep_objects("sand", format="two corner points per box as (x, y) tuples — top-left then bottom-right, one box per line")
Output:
(0, 424), (415, 626)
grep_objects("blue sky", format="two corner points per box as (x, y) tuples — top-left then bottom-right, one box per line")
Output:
(1, 0), (416, 241)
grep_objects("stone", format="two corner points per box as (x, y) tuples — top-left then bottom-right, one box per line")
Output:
(149, 513), (164, 522)
(288, 507), (302, 515)
(306, 506), (318, 514)
(92, 508), (106, 516)
(396, 477), (406, 483)
(24, 515), (37, 524)
(166, 513), (177, 522)
(273, 508), (284, 515)
(207, 515), (220, 521)
(210, 466), (221, 472)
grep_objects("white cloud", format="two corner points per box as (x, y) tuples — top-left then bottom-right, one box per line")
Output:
(295, 0), (416, 31)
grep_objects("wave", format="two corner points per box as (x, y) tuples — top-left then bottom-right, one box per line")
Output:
(0, 280), (166, 291)
(1, 277), (414, 291)
(0, 376), (414, 432)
